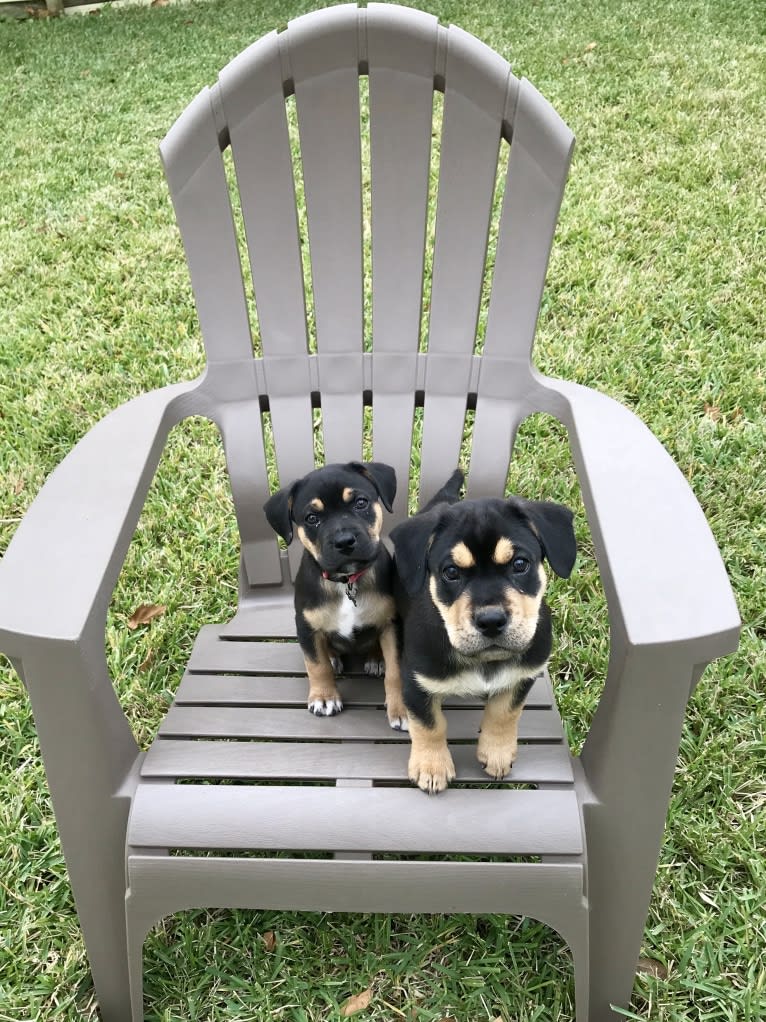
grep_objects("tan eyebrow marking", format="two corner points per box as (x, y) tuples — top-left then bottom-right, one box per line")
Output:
(451, 542), (475, 569)
(493, 537), (515, 564)
(342, 487), (354, 502)
(309, 498), (324, 511)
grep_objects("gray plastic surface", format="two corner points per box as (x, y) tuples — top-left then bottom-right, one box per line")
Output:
(0, 5), (739, 1021)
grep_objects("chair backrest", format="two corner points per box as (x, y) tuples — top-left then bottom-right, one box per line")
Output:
(160, 2), (574, 587)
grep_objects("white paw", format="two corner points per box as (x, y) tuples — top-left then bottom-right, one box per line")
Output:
(364, 658), (385, 677)
(388, 715), (409, 731)
(308, 698), (344, 716)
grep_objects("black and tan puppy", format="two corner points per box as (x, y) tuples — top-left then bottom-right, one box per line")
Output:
(390, 469), (576, 793)
(264, 461), (407, 729)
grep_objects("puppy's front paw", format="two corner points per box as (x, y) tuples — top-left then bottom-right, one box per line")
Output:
(408, 746), (456, 794)
(364, 657), (385, 677)
(386, 696), (409, 731)
(308, 694), (344, 716)
(476, 735), (517, 779)
(388, 713), (409, 732)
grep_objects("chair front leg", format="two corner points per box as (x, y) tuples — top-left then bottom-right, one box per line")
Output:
(579, 641), (705, 1020)
(18, 637), (141, 1022)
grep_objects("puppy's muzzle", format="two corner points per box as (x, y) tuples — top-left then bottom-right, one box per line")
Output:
(332, 529), (358, 554)
(473, 606), (508, 638)
(321, 523), (378, 575)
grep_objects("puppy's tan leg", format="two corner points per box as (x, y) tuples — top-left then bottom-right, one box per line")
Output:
(477, 689), (525, 779)
(305, 632), (343, 716)
(379, 623), (408, 731)
(408, 701), (455, 794)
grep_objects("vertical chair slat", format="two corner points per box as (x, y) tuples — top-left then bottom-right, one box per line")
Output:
(418, 27), (512, 505)
(367, 4), (438, 518)
(465, 396), (524, 499)
(470, 79), (574, 497)
(219, 36), (317, 580)
(160, 88), (254, 365)
(481, 80), (574, 365)
(288, 6), (365, 463)
(219, 36), (309, 360)
(218, 398), (283, 585)
(162, 89), (284, 584)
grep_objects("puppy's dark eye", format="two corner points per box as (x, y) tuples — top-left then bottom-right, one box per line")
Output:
(442, 564), (461, 583)
(305, 512), (320, 527)
(353, 496), (370, 511)
(512, 557), (530, 574)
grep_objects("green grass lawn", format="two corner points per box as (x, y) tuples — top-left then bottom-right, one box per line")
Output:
(1, 0), (764, 1019)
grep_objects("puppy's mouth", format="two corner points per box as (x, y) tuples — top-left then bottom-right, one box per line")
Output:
(465, 641), (519, 660)
(317, 535), (379, 581)
(451, 633), (532, 660)
(475, 642), (518, 660)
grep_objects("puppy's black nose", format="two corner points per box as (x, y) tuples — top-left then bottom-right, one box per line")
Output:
(473, 606), (508, 637)
(333, 529), (357, 553)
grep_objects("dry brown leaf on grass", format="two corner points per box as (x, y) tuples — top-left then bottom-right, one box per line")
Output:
(704, 402), (723, 422)
(584, 41), (598, 52)
(127, 604), (167, 630)
(637, 957), (669, 979)
(340, 988), (373, 1016)
(262, 930), (277, 952)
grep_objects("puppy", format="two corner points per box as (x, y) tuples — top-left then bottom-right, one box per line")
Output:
(264, 461), (407, 729)
(390, 469), (576, 793)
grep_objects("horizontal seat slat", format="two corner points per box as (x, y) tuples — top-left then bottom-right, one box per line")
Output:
(174, 672), (554, 708)
(141, 738), (573, 784)
(129, 784), (583, 855)
(158, 705), (564, 741)
(217, 604), (297, 639)
(189, 639), (306, 675)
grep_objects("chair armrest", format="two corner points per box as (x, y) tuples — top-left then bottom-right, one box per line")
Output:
(541, 377), (740, 662)
(0, 382), (198, 657)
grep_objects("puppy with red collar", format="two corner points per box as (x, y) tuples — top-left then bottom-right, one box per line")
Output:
(390, 469), (576, 793)
(264, 461), (407, 729)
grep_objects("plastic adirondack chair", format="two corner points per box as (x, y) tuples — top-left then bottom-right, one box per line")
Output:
(0, 5), (739, 1021)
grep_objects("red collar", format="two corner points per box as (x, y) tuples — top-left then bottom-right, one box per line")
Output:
(322, 567), (368, 585)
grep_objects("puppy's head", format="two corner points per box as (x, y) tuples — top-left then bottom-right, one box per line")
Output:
(263, 461), (396, 578)
(391, 496), (576, 659)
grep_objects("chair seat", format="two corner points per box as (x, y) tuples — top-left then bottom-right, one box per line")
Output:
(132, 609), (583, 862)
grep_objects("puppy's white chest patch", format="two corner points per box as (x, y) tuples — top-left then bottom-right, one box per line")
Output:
(415, 663), (534, 699)
(335, 595), (360, 638)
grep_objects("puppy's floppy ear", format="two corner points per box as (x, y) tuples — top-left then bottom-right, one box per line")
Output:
(390, 511), (440, 596)
(350, 461), (397, 513)
(263, 484), (297, 545)
(519, 500), (577, 578)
